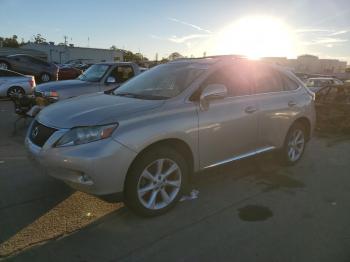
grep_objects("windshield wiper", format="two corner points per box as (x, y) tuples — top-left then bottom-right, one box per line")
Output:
(114, 92), (167, 100)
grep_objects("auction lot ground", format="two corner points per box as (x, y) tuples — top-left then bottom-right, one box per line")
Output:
(1, 100), (350, 262)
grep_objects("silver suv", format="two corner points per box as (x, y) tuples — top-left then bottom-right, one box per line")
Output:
(25, 57), (315, 216)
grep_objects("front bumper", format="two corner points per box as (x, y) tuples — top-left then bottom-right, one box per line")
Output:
(25, 131), (137, 196)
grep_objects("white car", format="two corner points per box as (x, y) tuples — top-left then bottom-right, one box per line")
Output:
(306, 77), (343, 93)
(0, 69), (36, 97)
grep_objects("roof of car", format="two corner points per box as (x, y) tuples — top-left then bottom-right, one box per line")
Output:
(308, 77), (335, 80)
(95, 61), (135, 66)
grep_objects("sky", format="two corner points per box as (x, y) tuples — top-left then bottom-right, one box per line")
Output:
(1, 0), (350, 62)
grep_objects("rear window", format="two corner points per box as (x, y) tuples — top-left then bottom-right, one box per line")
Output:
(253, 66), (284, 94)
(281, 75), (299, 91)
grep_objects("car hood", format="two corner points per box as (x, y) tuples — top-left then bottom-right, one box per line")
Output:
(35, 79), (95, 92)
(37, 93), (165, 129)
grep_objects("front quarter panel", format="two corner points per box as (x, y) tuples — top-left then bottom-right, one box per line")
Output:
(112, 101), (199, 171)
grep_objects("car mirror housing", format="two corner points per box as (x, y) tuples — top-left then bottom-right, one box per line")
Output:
(106, 76), (117, 84)
(200, 84), (227, 110)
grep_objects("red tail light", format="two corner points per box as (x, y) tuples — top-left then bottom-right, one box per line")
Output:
(29, 77), (36, 88)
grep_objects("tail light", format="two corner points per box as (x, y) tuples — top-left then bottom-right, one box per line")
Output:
(29, 77), (36, 89)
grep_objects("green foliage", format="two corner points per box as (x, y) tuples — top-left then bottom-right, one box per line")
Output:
(33, 34), (46, 44)
(0, 35), (20, 48)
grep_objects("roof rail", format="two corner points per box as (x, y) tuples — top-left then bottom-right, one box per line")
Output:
(174, 54), (247, 61)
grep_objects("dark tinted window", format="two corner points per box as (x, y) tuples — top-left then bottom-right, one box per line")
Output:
(203, 65), (252, 97)
(253, 66), (284, 94)
(116, 66), (134, 83)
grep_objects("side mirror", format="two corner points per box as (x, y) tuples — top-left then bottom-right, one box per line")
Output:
(200, 84), (227, 110)
(106, 76), (116, 84)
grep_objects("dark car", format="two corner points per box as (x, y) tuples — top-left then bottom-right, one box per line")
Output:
(315, 84), (350, 133)
(0, 54), (58, 83)
(58, 67), (82, 80)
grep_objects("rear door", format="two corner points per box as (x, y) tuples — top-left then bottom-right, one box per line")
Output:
(197, 63), (259, 168)
(252, 66), (302, 149)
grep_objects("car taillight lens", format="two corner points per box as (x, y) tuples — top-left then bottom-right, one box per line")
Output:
(29, 77), (36, 88)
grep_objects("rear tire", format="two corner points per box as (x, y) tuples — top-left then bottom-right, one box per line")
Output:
(124, 146), (188, 217)
(280, 122), (307, 165)
(40, 73), (51, 82)
(7, 86), (25, 97)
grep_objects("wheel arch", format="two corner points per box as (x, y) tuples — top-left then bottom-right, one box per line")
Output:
(290, 117), (312, 141)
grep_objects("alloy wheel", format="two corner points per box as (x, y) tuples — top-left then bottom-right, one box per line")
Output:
(0, 62), (8, 70)
(137, 158), (182, 210)
(41, 73), (50, 82)
(7, 87), (24, 97)
(287, 129), (305, 162)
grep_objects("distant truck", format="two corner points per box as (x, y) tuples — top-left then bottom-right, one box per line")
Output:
(34, 62), (140, 103)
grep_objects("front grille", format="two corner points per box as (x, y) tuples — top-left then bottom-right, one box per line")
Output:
(29, 120), (57, 147)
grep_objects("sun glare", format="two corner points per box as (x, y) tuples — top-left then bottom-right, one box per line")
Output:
(213, 16), (296, 59)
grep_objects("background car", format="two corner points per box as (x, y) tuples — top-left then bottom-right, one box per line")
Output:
(306, 77), (343, 93)
(0, 54), (58, 83)
(60, 59), (94, 71)
(58, 66), (82, 80)
(0, 69), (36, 97)
(34, 62), (140, 103)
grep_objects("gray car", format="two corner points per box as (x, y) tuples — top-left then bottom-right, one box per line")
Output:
(34, 62), (140, 102)
(0, 54), (58, 83)
(25, 56), (316, 216)
(0, 69), (36, 97)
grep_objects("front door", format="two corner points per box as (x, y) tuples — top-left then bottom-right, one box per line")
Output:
(197, 64), (258, 168)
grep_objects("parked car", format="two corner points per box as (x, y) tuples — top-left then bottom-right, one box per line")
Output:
(315, 83), (350, 132)
(58, 67), (82, 80)
(0, 54), (58, 83)
(60, 59), (94, 71)
(0, 69), (36, 97)
(306, 77), (343, 93)
(25, 57), (315, 216)
(34, 62), (140, 103)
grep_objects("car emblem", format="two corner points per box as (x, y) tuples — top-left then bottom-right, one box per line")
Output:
(32, 126), (39, 138)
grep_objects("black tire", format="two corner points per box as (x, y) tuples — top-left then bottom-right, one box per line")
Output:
(0, 61), (10, 70)
(124, 146), (189, 217)
(280, 122), (307, 166)
(7, 86), (25, 97)
(40, 73), (51, 82)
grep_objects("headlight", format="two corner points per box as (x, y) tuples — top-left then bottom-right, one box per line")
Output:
(55, 123), (118, 147)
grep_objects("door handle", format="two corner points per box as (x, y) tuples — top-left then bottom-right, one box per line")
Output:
(244, 106), (257, 114)
(288, 101), (297, 107)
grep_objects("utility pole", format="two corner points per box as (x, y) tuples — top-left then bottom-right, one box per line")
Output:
(63, 35), (68, 46)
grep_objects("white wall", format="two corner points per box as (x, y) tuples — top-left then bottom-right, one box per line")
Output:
(21, 43), (123, 63)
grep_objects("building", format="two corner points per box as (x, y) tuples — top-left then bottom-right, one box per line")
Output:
(262, 55), (347, 75)
(20, 43), (124, 63)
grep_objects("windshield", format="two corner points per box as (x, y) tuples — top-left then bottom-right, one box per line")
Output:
(78, 64), (110, 82)
(113, 63), (204, 99)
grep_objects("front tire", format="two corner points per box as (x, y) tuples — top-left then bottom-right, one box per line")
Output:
(281, 123), (307, 165)
(124, 146), (188, 217)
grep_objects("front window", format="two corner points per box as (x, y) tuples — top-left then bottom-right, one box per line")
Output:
(78, 64), (110, 82)
(114, 63), (204, 99)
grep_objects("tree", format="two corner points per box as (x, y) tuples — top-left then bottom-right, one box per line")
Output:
(110, 45), (117, 50)
(33, 34), (46, 44)
(0, 35), (20, 48)
(168, 52), (183, 61)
